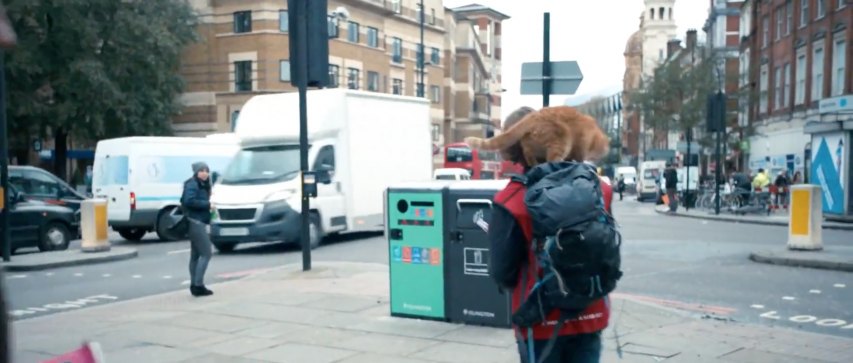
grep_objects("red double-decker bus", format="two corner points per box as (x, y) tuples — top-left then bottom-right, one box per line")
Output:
(444, 143), (501, 179)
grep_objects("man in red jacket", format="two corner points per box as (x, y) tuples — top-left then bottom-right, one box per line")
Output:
(488, 136), (612, 362)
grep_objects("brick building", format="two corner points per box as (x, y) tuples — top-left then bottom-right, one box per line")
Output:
(622, 20), (644, 165)
(740, 0), (850, 176)
(177, 0), (507, 157)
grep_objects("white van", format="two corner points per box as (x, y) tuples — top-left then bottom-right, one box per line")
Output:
(637, 160), (666, 202)
(433, 168), (471, 181)
(92, 136), (240, 241)
(209, 88), (432, 252)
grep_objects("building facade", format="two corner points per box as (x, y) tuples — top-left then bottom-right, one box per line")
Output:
(622, 20), (644, 165)
(641, 0), (680, 78)
(740, 0), (850, 180)
(177, 0), (507, 157)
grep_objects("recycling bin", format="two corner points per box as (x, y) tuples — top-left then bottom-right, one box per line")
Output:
(386, 182), (451, 321)
(443, 180), (512, 328)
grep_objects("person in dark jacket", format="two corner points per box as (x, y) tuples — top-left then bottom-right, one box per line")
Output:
(487, 110), (612, 362)
(182, 162), (214, 297)
(663, 163), (678, 212)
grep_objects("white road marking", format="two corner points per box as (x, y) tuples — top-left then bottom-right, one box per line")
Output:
(102, 273), (111, 278)
(44, 272), (54, 277)
(782, 296), (796, 301)
(760, 311), (781, 320)
(9, 295), (119, 317)
(73, 273), (84, 277)
(163, 275), (173, 279)
(167, 248), (191, 255)
(809, 289), (821, 294)
(757, 311), (852, 331)
(181, 280), (191, 285)
(132, 275), (142, 279)
(750, 304), (765, 309)
(816, 319), (847, 327)
(834, 283), (846, 288)
(7, 274), (27, 279)
(790, 315), (817, 323)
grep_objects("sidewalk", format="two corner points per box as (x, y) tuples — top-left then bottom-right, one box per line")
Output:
(12, 261), (853, 363)
(653, 207), (853, 231)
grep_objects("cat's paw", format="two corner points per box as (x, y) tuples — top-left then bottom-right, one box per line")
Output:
(464, 137), (483, 148)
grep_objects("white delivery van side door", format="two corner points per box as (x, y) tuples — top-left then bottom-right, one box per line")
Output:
(312, 144), (346, 233)
(93, 153), (132, 222)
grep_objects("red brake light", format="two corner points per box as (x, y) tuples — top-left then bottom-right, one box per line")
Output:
(130, 192), (136, 211)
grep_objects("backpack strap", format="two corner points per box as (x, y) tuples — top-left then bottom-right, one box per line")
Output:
(535, 311), (571, 363)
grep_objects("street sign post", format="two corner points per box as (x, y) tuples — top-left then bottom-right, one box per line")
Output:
(519, 12), (583, 107)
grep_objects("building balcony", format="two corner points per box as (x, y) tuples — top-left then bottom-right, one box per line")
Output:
(341, 0), (444, 28)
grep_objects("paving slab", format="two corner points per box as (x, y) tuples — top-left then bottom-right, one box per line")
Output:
(1, 247), (137, 271)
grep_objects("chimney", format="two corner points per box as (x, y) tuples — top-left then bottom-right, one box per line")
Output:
(686, 29), (698, 50)
(667, 39), (682, 59)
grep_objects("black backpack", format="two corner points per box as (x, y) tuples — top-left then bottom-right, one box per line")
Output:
(513, 161), (623, 363)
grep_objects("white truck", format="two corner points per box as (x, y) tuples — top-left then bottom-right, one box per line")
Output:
(209, 88), (432, 253)
(92, 135), (240, 241)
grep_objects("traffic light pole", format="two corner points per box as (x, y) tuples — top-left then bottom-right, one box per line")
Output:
(0, 51), (9, 262)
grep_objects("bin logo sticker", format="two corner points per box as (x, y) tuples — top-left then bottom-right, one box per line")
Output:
(402, 246), (412, 263)
(430, 248), (441, 265)
(463, 247), (489, 276)
(411, 247), (422, 264)
(391, 246), (402, 262)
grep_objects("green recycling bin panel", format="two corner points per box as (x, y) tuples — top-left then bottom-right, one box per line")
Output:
(386, 184), (447, 320)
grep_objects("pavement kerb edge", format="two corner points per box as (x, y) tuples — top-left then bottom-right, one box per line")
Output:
(654, 208), (853, 230)
(749, 251), (853, 272)
(2, 248), (139, 272)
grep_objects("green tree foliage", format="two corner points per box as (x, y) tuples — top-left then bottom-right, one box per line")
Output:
(3, 0), (198, 156)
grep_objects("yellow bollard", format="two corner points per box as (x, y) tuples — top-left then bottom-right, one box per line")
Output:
(787, 184), (823, 251)
(81, 199), (111, 252)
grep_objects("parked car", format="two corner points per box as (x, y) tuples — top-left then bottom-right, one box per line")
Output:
(7, 165), (87, 215)
(4, 184), (79, 253)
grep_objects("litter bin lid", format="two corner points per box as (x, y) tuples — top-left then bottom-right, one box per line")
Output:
(447, 179), (509, 191)
(387, 181), (454, 192)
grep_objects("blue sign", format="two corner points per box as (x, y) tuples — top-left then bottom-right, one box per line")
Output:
(391, 246), (402, 262)
(811, 137), (845, 214)
(411, 247), (422, 264)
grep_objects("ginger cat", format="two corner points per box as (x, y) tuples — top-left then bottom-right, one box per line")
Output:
(464, 106), (609, 167)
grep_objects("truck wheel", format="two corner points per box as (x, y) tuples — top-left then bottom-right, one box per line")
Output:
(306, 213), (322, 250)
(214, 242), (236, 253)
(39, 222), (71, 252)
(156, 208), (183, 242)
(118, 228), (147, 241)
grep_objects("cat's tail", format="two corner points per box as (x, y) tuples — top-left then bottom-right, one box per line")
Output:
(464, 111), (538, 151)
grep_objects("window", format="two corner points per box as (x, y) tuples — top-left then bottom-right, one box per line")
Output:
(234, 61), (252, 92)
(392, 37), (403, 63)
(759, 65), (769, 113)
(431, 124), (440, 142)
(762, 16), (770, 47)
(659, 49), (664, 61)
(367, 27), (379, 47)
(649, 8), (654, 20)
(279, 10), (288, 32)
(774, 66), (783, 110)
(817, 0), (826, 18)
(783, 63), (791, 108)
(24, 170), (60, 198)
(328, 65), (340, 88)
(328, 15), (339, 38)
(234, 11), (251, 33)
(429, 85), (441, 104)
(279, 60), (291, 82)
(786, 1), (793, 35)
(312, 146), (335, 171)
(347, 68), (360, 90)
(431, 47), (440, 64)
(416, 83), (424, 97)
(831, 38), (846, 96)
(390, 0), (401, 13)
(812, 45), (825, 100)
(392, 78), (403, 95)
(367, 71), (380, 91)
(775, 8), (783, 40)
(800, 0), (810, 27)
(430, 8), (436, 25)
(840, 0), (848, 10)
(347, 21), (359, 43)
(230, 110), (240, 131)
(446, 147), (473, 162)
(796, 53), (807, 104)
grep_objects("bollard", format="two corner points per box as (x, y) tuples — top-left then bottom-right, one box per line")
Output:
(787, 184), (822, 251)
(80, 199), (110, 252)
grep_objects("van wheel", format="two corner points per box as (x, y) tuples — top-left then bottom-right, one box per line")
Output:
(39, 223), (71, 252)
(118, 228), (147, 241)
(214, 242), (236, 253)
(303, 213), (322, 250)
(156, 208), (182, 242)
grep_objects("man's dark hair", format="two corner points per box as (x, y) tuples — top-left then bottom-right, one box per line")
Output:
(500, 106), (535, 166)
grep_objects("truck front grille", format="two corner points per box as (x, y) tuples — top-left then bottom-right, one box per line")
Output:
(218, 208), (257, 221)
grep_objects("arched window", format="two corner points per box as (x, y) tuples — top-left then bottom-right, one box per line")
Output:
(669, 8), (673, 20)
(659, 7), (665, 20)
(230, 110), (240, 131)
(650, 8), (654, 20)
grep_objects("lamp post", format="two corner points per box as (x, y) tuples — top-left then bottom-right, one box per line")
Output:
(417, 0), (425, 97)
(0, 5), (15, 262)
(713, 57), (726, 215)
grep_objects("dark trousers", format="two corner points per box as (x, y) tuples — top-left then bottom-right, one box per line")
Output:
(517, 331), (602, 363)
(666, 188), (677, 212)
(188, 219), (212, 286)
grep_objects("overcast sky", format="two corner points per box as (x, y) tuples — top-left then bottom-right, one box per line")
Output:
(443, 0), (711, 120)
